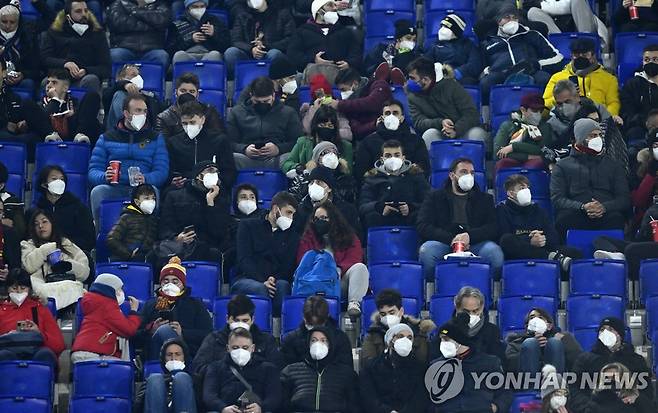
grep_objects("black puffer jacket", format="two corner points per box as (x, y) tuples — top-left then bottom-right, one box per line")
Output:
(287, 20), (361, 72)
(106, 0), (170, 53)
(0, 23), (40, 81)
(156, 102), (224, 140)
(168, 12), (230, 54)
(430, 318), (506, 364)
(620, 71), (658, 134)
(280, 319), (353, 367)
(105, 203), (158, 261)
(32, 191), (96, 252)
(280, 326), (360, 413)
(230, 6), (296, 54)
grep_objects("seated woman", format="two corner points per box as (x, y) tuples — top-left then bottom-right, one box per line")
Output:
(21, 209), (90, 311)
(0, 269), (65, 367)
(297, 202), (368, 319)
(71, 273), (141, 362)
(135, 257), (212, 360)
(299, 74), (353, 142)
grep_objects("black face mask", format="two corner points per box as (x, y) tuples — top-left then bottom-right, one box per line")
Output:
(316, 127), (335, 142)
(253, 101), (272, 115)
(572, 56), (591, 71)
(645, 62), (658, 78)
(312, 218), (330, 237)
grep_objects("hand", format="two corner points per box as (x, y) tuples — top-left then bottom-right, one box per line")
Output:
(260, 142), (280, 157)
(134, 172), (145, 185)
(441, 118), (455, 131)
(1, 218), (13, 227)
(252, 45), (266, 59)
(221, 406), (241, 413)
(336, 60), (349, 70)
(336, 1), (349, 10)
(245, 144), (261, 159)
(201, 23), (214, 36)
(245, 403), (262, 413)
(64, 61), (81, 78)
(22, 320), (40, 333)
(206, 185), (220, 206)
(554, 332), (564, 340)
(105, 166), (116, 183)
(496, 145), (513, 159)
(557, 407), (569, 413)
(398, 202), (409, 216)
(125, 82), (141, 94)
(315, 51), (333, 65)
(452, 232), (470, 249)
(169, 321), (182, 336)
(0, 265), (7, 281)
(78, 68), (86, 77)
(529, 230), (546, 247)
(264, 276), (276, 298)
(5, 71), (23, 85)
(150, 317), (168, 333)
(192, 32), (206, 43)
(612, 115), (624, 126)
(491, 403), (498, 413)
(176, 230), (196, 244)
(128, 296), (139, 311)
(536, 334), (548, 347)
(584, 199), (605, 218)
(45, 86), (58, 99)
(6, 122), (17, 133)
(622, 394), (638, 404)
(382, 204), (399, 216)
(622, 0), (632, 8)
(171, 176), (187, 188)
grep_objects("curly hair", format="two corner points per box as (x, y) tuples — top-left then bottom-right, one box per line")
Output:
(304, 201), (355, 251)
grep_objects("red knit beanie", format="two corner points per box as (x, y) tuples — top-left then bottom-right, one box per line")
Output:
(309, 74), (332, 98)
(160, 256), (186, 285)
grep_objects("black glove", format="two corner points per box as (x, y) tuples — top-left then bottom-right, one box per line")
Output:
(51, 260), (72, 274)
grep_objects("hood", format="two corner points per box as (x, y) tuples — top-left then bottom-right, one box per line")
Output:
(159, 337), (192, 372)
(83, 286), (118, 314)
(122, 203), (145, 216)
(51, 10), (103, 32)
(369, 310), (437, 335)
(304, 325), (336, 368)
(365, 160), (423, 177)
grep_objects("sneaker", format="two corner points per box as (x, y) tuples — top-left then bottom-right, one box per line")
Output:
(593, 250), (626, 260)
(548, 251), (572, 272)
(374, 62), (390, 82)
(390, 67), (406, 86)
(347, 301), (361, 319)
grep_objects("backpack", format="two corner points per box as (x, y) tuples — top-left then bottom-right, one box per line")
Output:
(292, 250), (340, 299)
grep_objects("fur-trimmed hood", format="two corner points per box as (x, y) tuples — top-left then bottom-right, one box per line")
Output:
(51, 10), (103, 32)
(368, 310), (436, 335)
(364, 162), (424, 178)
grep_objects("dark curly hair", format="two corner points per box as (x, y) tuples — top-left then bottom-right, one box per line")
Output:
(304, 201), (355, 251)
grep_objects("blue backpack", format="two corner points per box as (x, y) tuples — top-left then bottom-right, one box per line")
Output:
(292, 250), (340, 299)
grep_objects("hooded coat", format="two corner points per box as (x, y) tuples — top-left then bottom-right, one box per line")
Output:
(336, 78), (393, 139)
(429, 316), (506, 364)
(424, 37), (483, 81)
(493, 111), (555, 162)
(106, 203), (158, 261)
(280, 318), (353, 367)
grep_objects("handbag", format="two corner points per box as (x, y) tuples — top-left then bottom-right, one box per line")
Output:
(230, 366), (262, 407)
(0, 307), (44, 357)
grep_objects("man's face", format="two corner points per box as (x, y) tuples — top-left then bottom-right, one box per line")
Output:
(68, 1), (89, 24)
(450, 161), (475, 184)
(458, 296), (483, 317)
(0, 14), (18, 33)
(227, 336), (255, 353)
(337, 81), (358, 93)
(122, 65), (140, 81)
(571, 50), (595, 65)
(276, 204), (295, 220)
(498, 14), (518, 27)
(383, 104), (404, 124)
(528, 310), (552, 330)
(197, 166), (218, 182)
(251, 94), (275, 105)
(123, 98), (148, 124)
(643, 51), (658, 66)
(381, 146), (404, 162)
(321, 1), (337, 13)
(237, 189), (256, 202)
(180, 114), (205, 127)
(164, 343), (185, 362)
(506, 182), (529, 202)
(554, 90), (580, 107)
(310, 331), (329, 345)
(188, 0), (206, 12)
(136, 193), (156, 206)
(584, 128), (603, 145)
(378, 304), (403, 318)
(408, 70), (430, 91)
(390, 330), (413, 347)
(228, 313), (253, 326)
(46, 77), (69, 98)
(176, 82), (198, 98)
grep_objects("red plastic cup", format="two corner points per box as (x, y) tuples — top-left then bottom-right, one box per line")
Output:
(452, 241), (465, 253)
(109, 160), (121, 184)
(651, 220), (658, 242)
(629, 5), (639, 20)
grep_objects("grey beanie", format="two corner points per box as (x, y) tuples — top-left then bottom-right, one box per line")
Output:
(573, 118), (601, 145)
(311, 141), (338, 164)
(540, 364), (567, 398)
(94, 273), (124, 292)
(384, 323), (414, 346)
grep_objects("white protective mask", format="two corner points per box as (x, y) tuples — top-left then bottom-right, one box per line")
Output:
(47, 179), (66, 195)
(140, 199), (156, 215)
(653, 147), (658, 161)
(382, 314), (401, 328)
(130, 113), (147, 131)
(230, 348), (252, 366)
(203, 172), (219, 189)
(71, 22), (89, 36)
(598, 329), (617, 348)
(1, 30), (16, 40)
(310, 342), (329, 360)
(189, 7), (206, 20)
(527, 317), (548, 335)
(468, 314), (481, 328)
(282, 79), (298, 95)
(116, 290), (125, 306)
(525, 111), (542, 126)
(9, 292), (28, 306)
(383, 156), (404, 172)
(237, 200), (257, 215)
(550, 395), (567, 410)
(165, 360), (186, 372)
(440, 341), (458, 358)
(161, 283), (181, 297)
(587, 136), (603, 153)
(383, 114), (400, 131)
(398, 40), (415, 51)
(393, 337), (413, 357)
(144, 0), (156, 3)
(340, 90), (354, 100)
(229, 321), (251, 331)
(321, 152), (339, 170)
(438, 26), (455, 41)
(130, 75), (144, 89)
(247, 0), (264, 9)
(457, 174), (474, 192)
(308, 183), (326, 202)
(276, 215), (293, 231)
(516, 188), (532, 207)
(323, 11), (339, 25)
(501, 20), (519, 35)
(183, 124), (202, 140)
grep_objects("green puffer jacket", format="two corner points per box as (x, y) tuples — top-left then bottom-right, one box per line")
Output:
(494, 111), (554, 162)
(281, 136), (353, 174)
(106, 204), (158, 261)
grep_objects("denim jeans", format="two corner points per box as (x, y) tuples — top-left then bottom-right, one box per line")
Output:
(110, 48), (170, 70)
(144, 372), (197, 413)
(230, 277), (290, 317)
(419, 240), (504, 281)
(107, 90), (127, 131)
(519, 337), (565, 374)
(148, 324), (180, 360)
(223, 47), (285, 79)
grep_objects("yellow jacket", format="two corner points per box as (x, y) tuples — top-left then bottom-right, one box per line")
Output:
(543, 62), (620, 115)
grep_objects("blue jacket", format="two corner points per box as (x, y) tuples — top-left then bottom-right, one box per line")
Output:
(88, 121), (169, 187)
(482, 25), (563, 74)
(496, 199), (559, 251)
(424, 37), (483, 80)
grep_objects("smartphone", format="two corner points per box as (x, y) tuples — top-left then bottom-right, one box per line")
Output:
(254, 142), (266, 149)
(183, 225), (195, 234)
(158, 310), (173, 322)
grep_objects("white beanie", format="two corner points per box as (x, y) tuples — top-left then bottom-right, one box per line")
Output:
(384, 323), (414, 345)
(94, 273), (123, 292)
(311, 0), (331, 19)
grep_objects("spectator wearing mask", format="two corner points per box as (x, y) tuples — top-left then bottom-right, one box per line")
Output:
(506, 307), (582, 374)
(193, 294), (282, 378)
(406, 57), (485, 150)
(106, 184), (158, 263)
(590, 362), (656, 413)
(21, 209), (89, 311)
(424, 13), (483, 85)
(224, 0), (294, 79)
(268, 56), (301, 113)
(168, 0), (229, 64)
(362, 288), (436, 367)
(106, 0), (170, 70)
(71, 273), (141, 362)
(227, 77), (304, 170)
(135, 256), (212, 359)
(359, 139), (429, 229)
(494, 93), (554, 171)
(280, 326), (359, 413)
(233, 183), (265, 221)
(543, 38), (620, 116)
(569, 317), (655, 412)
(41, 0), (110, 93)
(364, 19), (421, 82)
(0, 198), (20, 292)
(329, 67), (392, 140)
(418, 158), (503, 281)
(232, 191), (299, 317)
(299, 73), (352, 142)
(0, 269), (65, 367)
(360, 323), (429, 412)
(356, 100), (430, 181)
(0, 161), (24, 238)
(203, 327), (282, 413)
(309, 140), (357, 203)
(538, 364), (570, 413)
(620, 44), (658, 143)
(104, 63), (161, 132)
(614, 0), (658, 33)
(550, 118), (629, 239)
(631, 124), (658, 227)
(88, 94), (169, 224)
(0, 4), (40, 90)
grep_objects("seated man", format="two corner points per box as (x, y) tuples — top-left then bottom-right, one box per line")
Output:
(268, 56), (301, 114)
(227, 77), (303, 169)
(418, 157), (504, 280)
(330, 67), (392, 140)
(620, 44), (658, 143)
(406, 57), (485, 150)
(106, 0), (170, 69)
(359, 139), (429, 229)
(103, 63), (161, 131)
(0, 199), (20, 292)
(543, 38), (620, 116)
(631, 116), (658, 228)
(231, 191), (299, 317)
(363, 19), (421, 81)
(550, 118), (629, 239)
(168, 0), (229, 64)
(0, 5), (40, 90)
(88, 94), (169, 224)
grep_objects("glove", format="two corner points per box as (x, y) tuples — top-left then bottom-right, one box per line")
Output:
(73, 133), (90, 144)
(44, 132), (62, 142)
(285, 168), (298, 179)
(51, 260), (72, 273)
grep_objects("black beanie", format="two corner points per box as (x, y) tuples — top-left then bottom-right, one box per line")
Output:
(495, 2), (519, 22)
(394, 19), (416, 39)
(441, 14), (466, 38)
(308, 165), (336, 190)
(269, 57), (296, 80)
(439, 312), (472, 346)
(192, 160), (217, 179)
(0, 161), (7, 184)
(599, 317), (625, 339)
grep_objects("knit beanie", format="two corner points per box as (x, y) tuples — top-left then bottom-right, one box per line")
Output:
(573, 118), (601, 145)
(540, 364), (567, 398)
(192, 160), (217, 179)
(269, 57), (296, 80)
(309, 74), (332, 98)
(184, 0), (207, 8)
(599, 316), (625, 338)
(160, 256), (187, 285)
(311, 0), (331, 18)
(384, 323), (414, 345)
(394, 19), (416, 39)
(441, 14), (466, 38)
(438, 312), (472, 346)
(495, 2), (519, 22)
(311, 141), (338, 164)
(308, 165), (336, 189)
(94, 273), (124, 292)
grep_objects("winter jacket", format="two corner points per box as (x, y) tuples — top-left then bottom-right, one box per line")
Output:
(287, 20), (361, 72)
(364, 42), (423, 76)
(71, 283), (141, 357)
(0, 87), (23, 130)
(547, 97), (611, 148)
(477, 0), (516, 21)
(41, 92), (102, 142)
(297, 229), (362, 276)
(505, 328), (582, 372)
(226, 99), (304, 154)
(493, 112), (554, 161)
(236, 215), (300, 283)
(0, 297), (65, 355)
(360, 352), (429, 413)
(88, 122), (169, 188)
(408, 77), (481, 137)
(361, 312), (436, 367)
(337, 78), (392, 139)
(203, 353), (282, 412)
(0, 23), (40, 81)
(429, 318), (506, 364)
(417, 181), (498, 245)
(614, 0), (658, 28)
(21, 238), (90, 284)
(496, 199), (560, 250)
(32, 191), (95, 252)
(1, 190), (25, 241)
(229, 6), (295, 54)
(168, 12), (230, 55)
(543, 62), (621, 115)
(550, 149), (630, 220)
(106, 204), (158, 261)
(620, 71), (658, 134)
(0, 224), (20, 271)
(291, 195), (362, 242)
(300, 100), (352, 141)
(280, 318), (353, 367)
(590, 390), (656, 413)
(631, 150), (656, 227)
(424, 37), (483, 81)
(41, 11), (110, 79)
(106, 0), (170, 53)
(192, 323), (283, 377)
(281, 136), (353, 174)
(155, 102), (224, 140)
(636, 190), (658, 242)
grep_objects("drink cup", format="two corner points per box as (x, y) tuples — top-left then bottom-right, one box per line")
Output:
(109, 160), (121, 184)
(651, 220), (658, 242)
(128, 166), (141, 187)
(629, 5), (639, 20)
(47, 249), (62, 266)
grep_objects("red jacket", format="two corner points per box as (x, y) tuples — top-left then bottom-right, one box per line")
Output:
(0, 297), (65, 355)
(337, 79), (392, 139)
(71, 290), (141, 358)
(297, 229), (363, 277)
(631, 173), (656, 228)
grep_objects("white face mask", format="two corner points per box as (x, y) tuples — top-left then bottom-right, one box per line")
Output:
(550, 395), (567, 410)
(383, 156), (404, 172)
(189, 7), (206, 20)
(165, 360), (186, 372)
(321, 152), (339, 170)
(438, 26), (455, 41)
(130, 75), (144, 90)
(457, 174), (474, 192)
(653, 147), (658, 161)
(1, 30), (16, 40)
(382, 314), (401, 328)
(527, 317), (548, 335)
(525, 111), (542, 126)
(276, 215), (293, 231)
(393, 337), (413, 357)
(229, 321), (251, 331)
(202, 172), (219, 189)
(116, 290), (125, 305)
(501, 20), (519, 35)
(144, 0), (156, 3)
(71, 22), (89, 36)
(468, 314), (481, 328)
(310, 341), (329, 360)
(516, 188), (532, 207)
(323, 11), (338, 25)
(9, 291), (28, 306)
(183, 124), (202, 140)
(340, 90), (353, 100)
(598, 329), (617, 348)
(308, 183), (326, 201)
(237, 200), (257, 215)
(282, 79), (298, 95)
(230, 348), (252, 366)
(398, 40), (415, 51)
(440, 340), (459, 358)
(247, 0), (264, 9)
(47, 179), (66, 195)
(161, 283), (181, 297)
(587, 136), (603, 153)
(383, 114), (400, 131)
(130, 113), (147, 131)
(140, 199), (156, 215)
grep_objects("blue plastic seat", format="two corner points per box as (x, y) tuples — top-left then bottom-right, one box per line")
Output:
(47, 298), (57, 318)
(173, 61), (225, 91)
(0, 361), (53, 402)
(361, 295), (419, 337)
(464, 85), (481, 111)
(498, 296), (557, 336)
(365, 10), (416, 38)
(367, 226), (418, 264)
(0, 142), (26, 200)
(281, 295), (340, 336)
(364, 35), (395, 53)
(69, 397), (131, 412)
(429, 295), (455, 328)
(502, 260), (559, 298)
(566, 229), (624, 258)
(197, 89), (226, 117)
(490, 85), (542, 132)
(213, 296), (272, 332)
(111, 62), (164, 98)
(430, 140), (485, 172)
(548, 32), (601, 61)
(426, 0), (475, 11)
(369, 261), (424, 303)
(434, 260), (491, 303)
(98, 199), (131, 235)
(646, 296), (658, 335)
(95, 262), (153, 303)
(495, 168), (550, 203)
(391, 86), (412, 121)
(233, 60), (271, 102)
(615, 33), (658, 85)
(11, 87), (33, 101)
(0, 398), (50, 413)
(431, 170), (486, 190)
(424, 9), (475, 49)
(234, 169), (287, 202)
(571, 327), (632, 351)
(510, 393), (541, 413)
(31, 169), (89, 207)
(366, 0), (415, 12)
(570, 259), (626, 297)
(72, 360), (134, 399)
(640, 259), (658, 304)
(182, 261), (220, 309)
(143, 360), (164, 379)
(566, 295), (625, 332)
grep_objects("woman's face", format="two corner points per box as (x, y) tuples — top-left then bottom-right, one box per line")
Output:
(314, 207), (329, 222)
(43, 169), (65, 189)
(34, 214), (52, 240)
(8, 284), (29, 294)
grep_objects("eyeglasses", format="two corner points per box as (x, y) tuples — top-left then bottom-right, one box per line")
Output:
(644, 57), (658, 63)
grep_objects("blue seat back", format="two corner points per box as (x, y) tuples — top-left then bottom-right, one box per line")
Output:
(498, 296), (556, 335)
(172, 61), (225, 91)
(570, 259), (626, 297)
(0, 398), (50, 413)
(495, 168), (550, 202)
(430, 140), (485, 172)
(645, 296), (658, 334)
(365, 10), (416, 38)
(367, 226), (418, 264)
(281, 295), (340, 336)
(425, 0), (475, 11)
(615, 33), (658, 84)
(424, 9), (474, 49)
(182, 261), (219, 308)
(640, 259), (658, 304)
(429, 295), (455, 328)
(490, 85), (542, 132)
(391, 86), (412, 121)
(0, 361), (53, 401)
(47, 298), (57, 318)
(233, 60), (271, 101)
(213, 296), (272, 332)
(72, 361), (134, 399)
(502, 260), (559, 298)
(197, 89), (226, 117)
(95, 262), (153, 303)
(434, 259), (491, 303)
(361, 295), (419, 336)
(111, 62), (164, 98)
(566, 229), (624, 258)
(464, 85), (481, 112)
(11, 87), (33, 101)
(548, 32), (601, 62)
(69, 397), (131, 412)
(365, 0), (415, 12)
(98, 199), (130, 235)
(369, 261), (424, 303)
(143, 360), (164, 378)
(234, 169), (287, 205)
(566, 295), (625, 331)
(31, 170), (89, 207)
(364, 35), (395, 52)
(0, 142), (26, 200)
(431, 170), (486, 190)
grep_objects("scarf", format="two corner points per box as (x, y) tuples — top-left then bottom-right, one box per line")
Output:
(42, 94), (75, 139)
(154, 288), (185, 311)
(0, 30), (20, 64)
